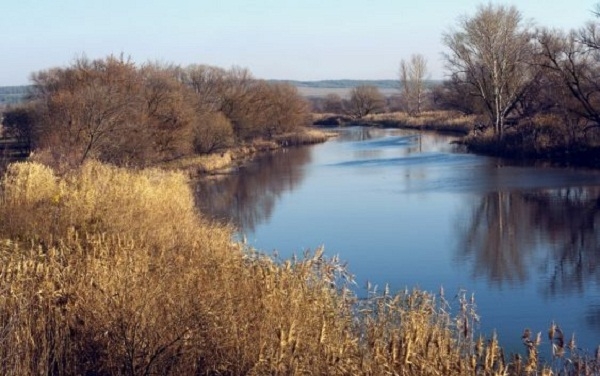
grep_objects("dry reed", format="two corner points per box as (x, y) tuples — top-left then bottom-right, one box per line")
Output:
(274, 128), (334, 146)
(362, 111), (477, 134)
(159, 151), (234, 175)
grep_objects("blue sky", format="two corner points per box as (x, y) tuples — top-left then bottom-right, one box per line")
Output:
(3, 0), (597, 85)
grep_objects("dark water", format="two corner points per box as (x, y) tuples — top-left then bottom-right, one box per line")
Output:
(195, 127), (600, 355)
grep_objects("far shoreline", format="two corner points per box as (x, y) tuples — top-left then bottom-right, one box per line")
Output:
(312, 111), (600, 169)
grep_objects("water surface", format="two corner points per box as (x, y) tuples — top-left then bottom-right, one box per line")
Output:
(195, 127), (600, 355)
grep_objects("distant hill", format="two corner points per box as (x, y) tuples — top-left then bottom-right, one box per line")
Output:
(270, 79), (442, 98)
(271, 79), (400, 89)
(271, 79), (441, 89)
(0, 86), (29, 105)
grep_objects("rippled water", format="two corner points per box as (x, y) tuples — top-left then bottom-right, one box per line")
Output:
(195, 127), (600, 355)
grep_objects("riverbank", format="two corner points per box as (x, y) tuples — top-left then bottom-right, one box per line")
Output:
(455, 128), (600, 168)
(313, 111), (476, 134)
(159, 127), (335, 177)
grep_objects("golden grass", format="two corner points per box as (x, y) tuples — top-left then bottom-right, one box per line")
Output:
(159, 151), (234, 174)
(160, 127), (331, 176)
(0, 160), (203, 247)
(0, 160), (597, 375)
(274, 127), (335, 146)
(364, 111), (477, 134)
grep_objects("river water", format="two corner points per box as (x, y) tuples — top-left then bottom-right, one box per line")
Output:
(195, 127), (600, 355)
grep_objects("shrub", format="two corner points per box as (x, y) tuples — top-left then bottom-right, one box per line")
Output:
(193, 112), (234, 154)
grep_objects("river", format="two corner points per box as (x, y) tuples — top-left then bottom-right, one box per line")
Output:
(194, 127), (600, 356)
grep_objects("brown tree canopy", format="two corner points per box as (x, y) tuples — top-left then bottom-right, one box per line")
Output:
(346, 85), (386, 119)
(30, 56), (148, 166)
(4, 57), (311, 168)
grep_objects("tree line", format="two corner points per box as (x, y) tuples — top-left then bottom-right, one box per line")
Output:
(1, 56), (310, 168)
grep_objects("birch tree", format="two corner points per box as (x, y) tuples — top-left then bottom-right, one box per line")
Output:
(443, 4), (535, 137)
(399, 54), (428, 115)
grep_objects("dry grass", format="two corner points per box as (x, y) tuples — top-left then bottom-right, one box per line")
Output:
(160, 127), (331, 176)
(159, 151), (234, 175)
(364, 111), (477, 134)
(0, 160), (202, 247)
(0, 160), (597, 375)
(274, 127), (335, 146)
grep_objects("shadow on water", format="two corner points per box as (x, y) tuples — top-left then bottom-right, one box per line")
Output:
(194, 146), (312, 232)
(456, 191), (535, 285)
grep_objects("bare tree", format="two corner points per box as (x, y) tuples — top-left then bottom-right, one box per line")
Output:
(534, 16), (600, 134)
(30, 56), (146, 166)
(192, 112), (234, 154)
(17, 57), (312, 168)
(346, 85), (386, 119)
(1, 103), (38, 147)
(140, 63), (195, 160)
(180, 64), (228, 113)
(431, 75), (484, 115)
(260, 82), (310, 138)
(323, 93), (344, 114)
(399, 54), (428, 115)
(443, 4), (535, 137)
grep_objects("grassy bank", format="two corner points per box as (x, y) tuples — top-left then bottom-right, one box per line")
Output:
(360, 111), (476, 134)
(1, 160), (598, 375)
(160, 127), (333, 176)
(313, 111), (476, 134)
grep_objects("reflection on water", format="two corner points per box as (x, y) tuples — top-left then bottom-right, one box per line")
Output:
(457, 187), (600, 350)
(534, 188), (600, 297)
(457, 191), (535, 285)
(336, 126), (382, 142)
(457, 188), (600, 290)
(194, 127), (600, 352)
(194, 146), (311, 231)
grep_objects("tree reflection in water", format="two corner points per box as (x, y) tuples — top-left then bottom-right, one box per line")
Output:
(531, 188), (600, 297)
(457, 191), (537, 284)
(457, 186), (600, 324)
(194, 146), (311, 232)
(193, 126), (420, 233)
(458, 187), (600, 289)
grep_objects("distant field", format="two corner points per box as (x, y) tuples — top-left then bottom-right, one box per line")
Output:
(276, 79), (440, 98)
(296, 86), (400, 98)
(0, 85), (29, 105)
